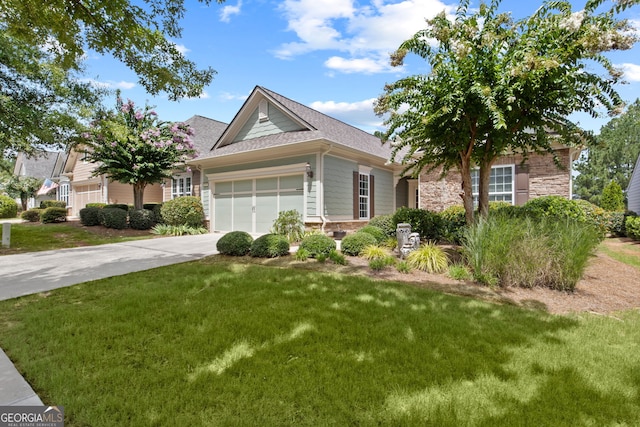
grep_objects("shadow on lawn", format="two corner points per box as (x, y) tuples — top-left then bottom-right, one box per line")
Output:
(1, 259), (637, 425)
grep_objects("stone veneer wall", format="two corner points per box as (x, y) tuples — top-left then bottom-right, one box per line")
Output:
(419, 148), (572, 212)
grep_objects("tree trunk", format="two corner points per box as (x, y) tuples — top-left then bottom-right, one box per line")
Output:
(459, 159), (475, 225)
(133, 182), (147, 210)
(477, 159), (493, 219)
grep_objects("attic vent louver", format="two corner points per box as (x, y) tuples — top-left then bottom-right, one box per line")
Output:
(258, 100), (269, 122)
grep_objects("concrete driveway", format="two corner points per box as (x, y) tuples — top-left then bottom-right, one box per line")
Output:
(0, 233), (223, 301)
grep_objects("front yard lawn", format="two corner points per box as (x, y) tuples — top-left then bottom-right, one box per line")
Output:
(1, 258), (639, 426)
(0, 222), (156, 255)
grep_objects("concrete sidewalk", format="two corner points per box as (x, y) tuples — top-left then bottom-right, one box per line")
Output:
(0, 233), (224, 406)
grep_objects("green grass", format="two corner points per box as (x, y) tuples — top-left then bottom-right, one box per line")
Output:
(1, 258), (639, 426)
(0, 223), (154, 255)
(599, 238), (640, 270)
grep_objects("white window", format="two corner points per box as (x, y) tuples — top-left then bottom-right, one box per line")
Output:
(58, 183), (70, 207)
(172, 174), (192, 199)
(359, 172), (370, 220)
(472, 165), (514, 205)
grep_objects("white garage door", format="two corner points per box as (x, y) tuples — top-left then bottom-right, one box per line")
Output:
(213, 174), (304, 233)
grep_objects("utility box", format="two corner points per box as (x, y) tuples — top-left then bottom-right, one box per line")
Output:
(2, 223), (10, 248)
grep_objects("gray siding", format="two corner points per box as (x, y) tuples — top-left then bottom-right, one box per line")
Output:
(628, 156), (640, 214)
(233, 103), (306, 142)
(372, 167), (394, 215)
(323, 156), (356, 217)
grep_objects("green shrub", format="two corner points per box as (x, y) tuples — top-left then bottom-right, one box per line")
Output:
(151, 224), (208, 236)
(21, 209), (43, 222)
(86, 203), (106, 209)
(360, 245), (391, 260)
(448, 263), (472, 281)
(396, 260), (411, 274)
(299, 234), (336, 258)
(392, 207), (443, 240)
(143, 203), (163, 224)
(340, 232), (377, 256)
(522, 196), (607, 239)
(463, 216), (600, 290)
(161, 196), (204, 227)
(0, 195), (18, 219)
(406, 242), (448, 273)
(104, 204), (129, 211)
(129, 209), (155, 230)
(626, 216), (640, 240)
(328, 249), (347, 265)
(41, 207), (67, 223)
(368, 214), (395, 237)
(608, 212), (627, 236)
(438, 205), (467, 244)
(369, 256), (396, 271)
(217, 231), (254, 256)
(600, 180), (625, 212)
(79, 207), (102, 226)
(295, 247), (310, 261)
(271, 209), (305, 243)
(40, 200), (67, 209)
(358, 225), (387, 244)
(100, 207), (128, 229)
(250, 234), (290, 258)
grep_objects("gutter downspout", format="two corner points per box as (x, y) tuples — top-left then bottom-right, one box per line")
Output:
(319, 143), (333, 232)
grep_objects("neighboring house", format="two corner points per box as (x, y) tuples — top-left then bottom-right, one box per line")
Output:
(190, 86), (580, 234)
(60, 115), (228, 217)
(627, 154), (640, 214)
(160, 115), (228, 201)
(61, 147), (163, 217)
(12, 151), (66, 209)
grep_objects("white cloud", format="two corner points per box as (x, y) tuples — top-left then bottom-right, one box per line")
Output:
(81, 79), (136, 90)
(218, 91), (249, 101)
(619, 63), (640, 82)
(173, 43), (190, 55)
(187, 91), (210, 100)
(220, 1), (242, 23)
(324, 56), (393, 74)
(310, 98), (384, 131)
(275, 0), (455, 73)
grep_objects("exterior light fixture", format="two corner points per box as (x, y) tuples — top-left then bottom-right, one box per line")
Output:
(305, 162), (314, 179)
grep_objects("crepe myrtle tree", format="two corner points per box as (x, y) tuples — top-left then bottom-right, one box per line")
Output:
(82, 95), (197, 210)
(375, 0), (639, 224)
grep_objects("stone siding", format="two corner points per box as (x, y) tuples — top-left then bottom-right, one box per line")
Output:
(419, 149), (572, 212)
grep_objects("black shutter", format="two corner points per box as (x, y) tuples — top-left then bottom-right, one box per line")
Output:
(353, 171), (359, 219)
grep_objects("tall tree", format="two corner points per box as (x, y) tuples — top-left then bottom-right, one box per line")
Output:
(574, 99), (640, 205)
(83, 96), (196, 209)
(1, 0), (223, 154)
(375, 0), (638, 224)
(0, 32), (99, 155)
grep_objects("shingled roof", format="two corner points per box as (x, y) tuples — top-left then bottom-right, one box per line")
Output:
(183, 115), (228, 157)
(199, 86), (394, 162)
(14, 151), (66, 179)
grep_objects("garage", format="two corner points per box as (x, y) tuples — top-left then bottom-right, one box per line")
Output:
(212, 174), (304, 233)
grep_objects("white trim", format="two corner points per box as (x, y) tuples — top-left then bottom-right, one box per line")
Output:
(358, 165), (372, 174)
(471, 164), (515, 204)
(206, 163), (308, 181)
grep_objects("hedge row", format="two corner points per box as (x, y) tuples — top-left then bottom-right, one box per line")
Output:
(368, 196), (632, 244)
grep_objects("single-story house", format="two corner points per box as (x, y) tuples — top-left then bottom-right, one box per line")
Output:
(190, 86), (580, 234)
(627, 154), (640, 214)
(12, 151), (66, 209)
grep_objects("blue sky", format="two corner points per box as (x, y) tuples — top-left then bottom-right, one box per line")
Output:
(83, 0), (640, 135)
